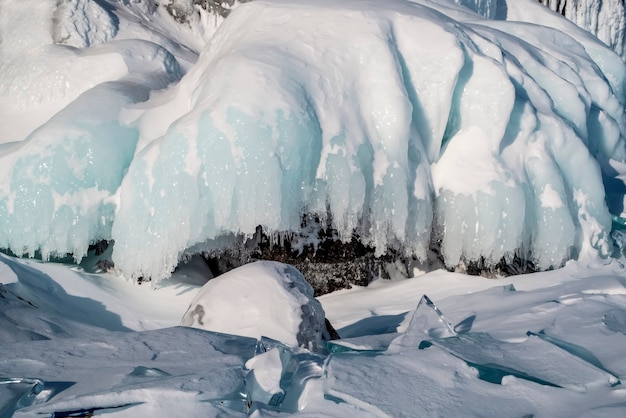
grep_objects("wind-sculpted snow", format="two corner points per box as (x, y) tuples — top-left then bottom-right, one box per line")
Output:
(0, 0), (625, 282)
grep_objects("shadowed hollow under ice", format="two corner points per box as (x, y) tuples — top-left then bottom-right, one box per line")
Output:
(0, 0), (625, 282)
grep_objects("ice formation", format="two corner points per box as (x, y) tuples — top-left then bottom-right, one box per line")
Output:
(2, 245), (626, 415)
(539, 0), (626, 60)
(456, 1), (626, 60)
(0, 0), (625, 282)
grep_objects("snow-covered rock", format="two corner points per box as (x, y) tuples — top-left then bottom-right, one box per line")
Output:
(181, 261), (330, 350)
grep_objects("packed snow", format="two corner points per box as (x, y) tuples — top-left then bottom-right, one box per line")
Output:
(0, 0), (625, 282)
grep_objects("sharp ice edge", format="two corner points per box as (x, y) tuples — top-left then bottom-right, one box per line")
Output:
(387, 294), (619, 390)
(427, 332), (620, 390)
(245, 339), (325, 413)
(0, 377), (45, 416)
(389, 294), (458, 351)
(418, 295), (457, 336)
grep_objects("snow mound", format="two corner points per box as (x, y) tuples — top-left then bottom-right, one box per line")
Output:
(181, 261), (329, 350)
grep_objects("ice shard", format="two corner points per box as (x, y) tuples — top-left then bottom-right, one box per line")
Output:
(389, 294), (457, 351)
(425, 332), (619, 390)
(245, 337), (325, 413)
(0, 378), (44, 418)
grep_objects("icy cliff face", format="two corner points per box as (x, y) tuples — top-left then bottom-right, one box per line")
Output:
(0, 0), (625, 283)
(112, 0), (626, 280)
(455, 0), (626, 61)
(538, 0), (626, 61)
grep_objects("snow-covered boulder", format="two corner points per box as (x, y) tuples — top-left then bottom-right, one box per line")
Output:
(181, 261), (330, 350)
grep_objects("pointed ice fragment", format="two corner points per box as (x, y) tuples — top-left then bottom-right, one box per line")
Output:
(245, 341), (325, 412)
(389, 295), (457, 351)
(427, 332), (619, 390)
(245, 348), (285, 407)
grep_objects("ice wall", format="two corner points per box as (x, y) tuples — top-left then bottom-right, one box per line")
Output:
(0, 0), (625, 282)
(109, 0), (625, 280)
(539, 0), (626, 61)
(453, 0), (626, 61)
(0, 0), (184, 260)
(452, 0), (504, 19)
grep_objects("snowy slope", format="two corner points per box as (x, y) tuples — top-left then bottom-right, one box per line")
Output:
(0, 0), (624, 283)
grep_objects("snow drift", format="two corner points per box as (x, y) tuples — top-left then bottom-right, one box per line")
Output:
(0, 0), (625, 283)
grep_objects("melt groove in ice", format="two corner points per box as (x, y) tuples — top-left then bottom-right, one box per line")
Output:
(0, 0), (625, 282)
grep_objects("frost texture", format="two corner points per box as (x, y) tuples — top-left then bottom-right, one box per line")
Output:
(53, 0), (118, 47)
(0, 0), (625, 282)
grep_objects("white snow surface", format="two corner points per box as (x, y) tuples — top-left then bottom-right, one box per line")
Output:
(0, 0), (625, 282)
(2, 254), (626, 416)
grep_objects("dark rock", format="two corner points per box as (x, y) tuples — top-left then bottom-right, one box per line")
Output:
(324, 318), (341, 340)
(202, 218), (393, 296)
(165, 0), (253, 23)
(88, 240), (109, 256)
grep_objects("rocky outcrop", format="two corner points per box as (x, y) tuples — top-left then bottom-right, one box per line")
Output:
(165, 0), (252, 23)
(199, 217), (403, 296)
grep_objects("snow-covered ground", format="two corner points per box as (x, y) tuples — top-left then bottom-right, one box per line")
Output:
(2, 254), (626, 416)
